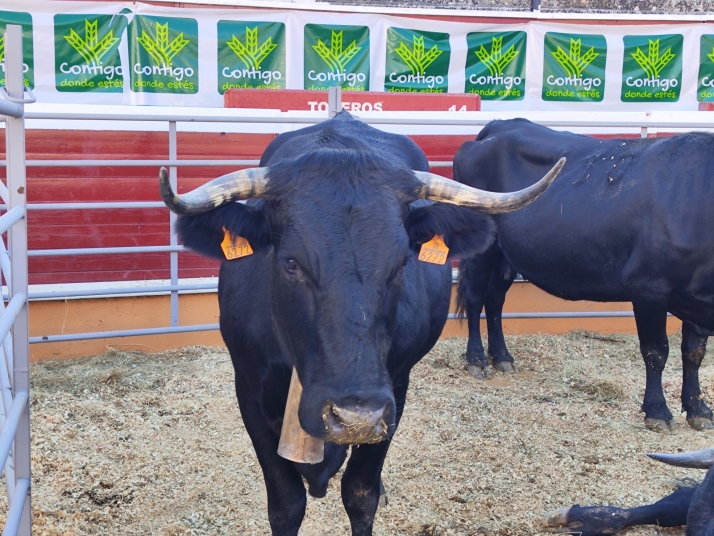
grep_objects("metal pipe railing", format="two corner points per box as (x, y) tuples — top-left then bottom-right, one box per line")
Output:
(2, 478), (29, 536)
(2, 24), (31, 536)
(6, 86), (699, 349)
(0, 209), (25, 236)
(31, 323), (220, 344)
(0, 391), (28, 476)
(28, 245), (184, 257)
(19, 109), (714, 131)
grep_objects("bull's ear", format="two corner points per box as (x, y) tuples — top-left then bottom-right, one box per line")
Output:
(405, 203), (495, 259)
(175, 202), (271, 261)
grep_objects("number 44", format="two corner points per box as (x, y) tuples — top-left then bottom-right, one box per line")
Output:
(448, 105), (468, 112)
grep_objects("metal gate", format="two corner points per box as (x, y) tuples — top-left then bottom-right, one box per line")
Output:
(0, 25), (32, 536)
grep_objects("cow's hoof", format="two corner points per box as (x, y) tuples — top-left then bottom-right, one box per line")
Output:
(687, 416), (714, 431)
(378, 481), (388, 508)
(467, 365), (493, 380)
(645, 418), (675, 432)
(542, 508), (581, 533)
(493, 361), (519, 373)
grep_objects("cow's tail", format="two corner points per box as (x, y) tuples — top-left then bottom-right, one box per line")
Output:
(455, 258), (471, 322)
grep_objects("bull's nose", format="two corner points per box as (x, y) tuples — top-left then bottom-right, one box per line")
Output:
(322, 403), (389, 444)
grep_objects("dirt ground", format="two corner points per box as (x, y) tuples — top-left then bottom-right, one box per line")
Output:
(5, 330), (713, 535)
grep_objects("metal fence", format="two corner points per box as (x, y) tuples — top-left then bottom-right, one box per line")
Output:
(0, 25), (32, 536)
(5, 91), (713, 345)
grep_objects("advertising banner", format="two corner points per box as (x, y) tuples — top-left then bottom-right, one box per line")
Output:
(1, 0), (714, 111)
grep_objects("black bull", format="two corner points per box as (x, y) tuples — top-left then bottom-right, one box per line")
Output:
(455, 118), (714, 432)
(159, 112), (561, 535)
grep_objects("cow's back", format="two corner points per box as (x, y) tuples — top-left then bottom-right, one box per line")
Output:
(454, 119), (714, 319)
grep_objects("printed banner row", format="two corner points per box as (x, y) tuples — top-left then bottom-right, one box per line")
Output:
(2, 2), (714, 109)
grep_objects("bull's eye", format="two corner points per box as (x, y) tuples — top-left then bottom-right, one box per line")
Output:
(283, 258), (302, 279)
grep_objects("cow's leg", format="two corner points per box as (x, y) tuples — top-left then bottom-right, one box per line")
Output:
(234, 373), (307, 536)
(681, 321), (713, 430)
(485, 252), (517, 373)
(458, 252), (496, 379)
(542, 485), (696, 535)
(340, 375), (410, 536)
(632, 301), (674, 431)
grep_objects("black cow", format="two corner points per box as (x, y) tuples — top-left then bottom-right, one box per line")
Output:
(454, 118), (714, 432)
(542, 447), (714, 535)
(159, 112), (562, 535)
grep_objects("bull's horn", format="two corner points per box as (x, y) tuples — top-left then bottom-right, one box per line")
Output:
(159, 166), (269, 216)
(413, 157), (566, 214)
(647, 447), (714, 469)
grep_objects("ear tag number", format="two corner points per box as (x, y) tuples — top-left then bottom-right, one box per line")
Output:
(418, 235), (449, 265)
(221, 228), (253, 260)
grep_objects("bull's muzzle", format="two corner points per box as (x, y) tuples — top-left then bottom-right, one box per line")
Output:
(322, 403), (389, 445)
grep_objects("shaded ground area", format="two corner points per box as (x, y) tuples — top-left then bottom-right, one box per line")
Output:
(7, 331), (713, 535)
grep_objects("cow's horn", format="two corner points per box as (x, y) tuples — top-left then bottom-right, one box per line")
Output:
(647, 447), (714, 469)
(159, 167), (269, 216)
(413, 157), (566, 214)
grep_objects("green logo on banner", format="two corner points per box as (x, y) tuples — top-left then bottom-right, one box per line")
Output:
(542, 33), (606, 102)
(0, 11), (34, 89)
(304, 25), (369, 91)
(129, 15), (198, 94)
(697, 35), (714, 102)
(218, 21), (285, 94)
(54, 14), (127, 92)
(466, 32), (526, 100)
(385, 28), (450, 93)
(622, 34), (682, 102)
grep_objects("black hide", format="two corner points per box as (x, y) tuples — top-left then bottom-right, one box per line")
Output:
(175, 111), (495, 536)
(455, 118), (714, 431)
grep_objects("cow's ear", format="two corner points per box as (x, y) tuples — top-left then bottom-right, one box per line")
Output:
(175, 202), (271, 261)
(405, 203), (495, 259)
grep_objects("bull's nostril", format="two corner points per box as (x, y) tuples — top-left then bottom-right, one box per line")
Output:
(323, 404), (389, 444)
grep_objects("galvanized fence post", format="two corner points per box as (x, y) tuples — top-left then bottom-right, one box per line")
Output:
(328, 86), (342, 118)
(4, 24), (31, 536)
(169, 122), (178, 327)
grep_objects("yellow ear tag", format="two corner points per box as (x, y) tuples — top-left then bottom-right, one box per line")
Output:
(418, 235), (449, 265)
(220, 228), (253, 260)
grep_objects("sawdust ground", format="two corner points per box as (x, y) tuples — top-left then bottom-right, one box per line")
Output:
(5, 330), (713, 535)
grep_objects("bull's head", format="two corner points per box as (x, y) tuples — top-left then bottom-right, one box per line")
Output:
(160, 150), (564, 450)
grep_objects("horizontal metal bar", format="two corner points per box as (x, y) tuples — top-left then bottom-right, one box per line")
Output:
(15, 282), (217, 300)
(0, 159), (262, 168)
(0, 100), (22, 120)
(24, 111), (324, 123)
(446, 311), (636, 320)
(0, 390), (28, 476)
(30, 323), (220, 343)
(0, 160), (449, 169)
(0, 207), (24, 235)
(29, 202), (166, 210)
(2, 477), (29, 536)
(0, 294), (26, 346)
(0, 202), (167, 211)
(21, 111), (714, 130)
(28, 245), (184, 257)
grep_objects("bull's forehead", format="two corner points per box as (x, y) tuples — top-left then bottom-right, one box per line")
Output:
(278, 175), (409, 281)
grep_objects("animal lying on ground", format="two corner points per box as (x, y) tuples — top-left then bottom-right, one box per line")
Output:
(455, 118), (714, 431)
(159, 111), (563, 536)
(542, 447), (714, 535)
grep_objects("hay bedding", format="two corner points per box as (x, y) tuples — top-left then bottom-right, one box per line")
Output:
(5, 331), (713, 535)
